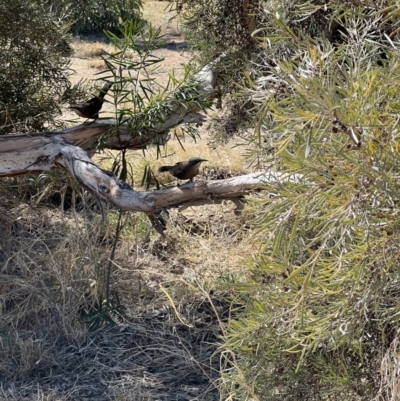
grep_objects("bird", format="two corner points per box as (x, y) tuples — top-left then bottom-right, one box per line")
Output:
(158, 157), (208, 182)
(69, 82), (113, 120)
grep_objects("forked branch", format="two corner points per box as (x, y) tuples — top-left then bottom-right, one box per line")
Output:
(0, 54), (300, 234)
(0, 134), (301, 234)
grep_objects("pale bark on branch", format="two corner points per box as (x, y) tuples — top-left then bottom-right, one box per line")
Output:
(56, 139), (300, 235)
(1, 134), (301, 235)
(0, 53), (223, 158)
(0, 114), (204, 177)
(57, 137), (297, 213)
(0, 54), (300, 235)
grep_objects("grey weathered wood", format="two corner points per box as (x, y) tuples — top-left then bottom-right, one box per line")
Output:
(0, 54), (301, 233)
(0, 54), (223, 168)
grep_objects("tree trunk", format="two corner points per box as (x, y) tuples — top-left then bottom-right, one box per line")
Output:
(242, 0), (258, 40)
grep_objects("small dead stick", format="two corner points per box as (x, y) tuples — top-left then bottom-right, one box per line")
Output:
(105, 209), (124, 303)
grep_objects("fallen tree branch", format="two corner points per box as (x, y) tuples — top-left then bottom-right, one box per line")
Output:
(0, 54), (225, 156)
(0, 135), (302, 235)
(56, 139), (299, 212)
(0, 53), (299, 235)
(57, 140), (301, 236)
(0, 113), (206, 157)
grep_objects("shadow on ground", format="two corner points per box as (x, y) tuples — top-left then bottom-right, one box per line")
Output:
(0, 183), (231, 401)
(0, 310), (222, 400)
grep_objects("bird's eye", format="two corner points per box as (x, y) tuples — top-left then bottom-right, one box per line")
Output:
(98, 184), (110, 193)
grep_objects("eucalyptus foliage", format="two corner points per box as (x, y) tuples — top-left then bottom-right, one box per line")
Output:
(174, 0), (259, 58)
(47, 0), (143, 35)
(174, 0), (264, 95)
(0, 0), (71, 134)
(216, 1), (400, 400)
(172, 0), (263, 142)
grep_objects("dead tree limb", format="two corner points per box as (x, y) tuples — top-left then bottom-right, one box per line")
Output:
(58, 139), (300, 235)
(0, 54), (225, 156)
(0, 54), (299, 235)
(0, 112), (205, 157)
(0, 134), (301, 235)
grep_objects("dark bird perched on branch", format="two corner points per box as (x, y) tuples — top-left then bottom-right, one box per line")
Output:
(69, 82), (113, 120)
(158, 157), (208, 182)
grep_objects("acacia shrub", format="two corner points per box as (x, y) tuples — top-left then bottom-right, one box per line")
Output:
(0, 0), (72, 134)
(48, 0), (143, 35)
(217, 1), (400, 400)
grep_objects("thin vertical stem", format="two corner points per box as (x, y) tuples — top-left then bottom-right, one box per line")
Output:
(106, 209), (123, 303)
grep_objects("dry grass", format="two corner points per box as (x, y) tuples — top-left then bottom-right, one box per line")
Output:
(0, 165), (254, 401)
(0, 2), (256, 400)
(88, 59), (107, 70)
(71, 38), (112, 59)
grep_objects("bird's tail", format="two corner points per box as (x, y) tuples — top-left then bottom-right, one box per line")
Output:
(158, 166), (173, 173)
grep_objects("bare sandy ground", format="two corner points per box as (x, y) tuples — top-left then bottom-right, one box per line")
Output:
(65, 34), (192, 121)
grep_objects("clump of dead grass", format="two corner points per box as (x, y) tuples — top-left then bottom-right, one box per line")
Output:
(88, 59), (107, 70)
(71, 38), (112, 59)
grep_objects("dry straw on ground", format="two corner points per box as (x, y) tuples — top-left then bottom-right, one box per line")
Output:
(0, 160), (253, 401)
(142, 0), (181, 38)
(0, 2), (255, 399)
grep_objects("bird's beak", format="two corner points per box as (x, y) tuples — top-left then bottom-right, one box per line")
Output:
(200, 159), (208, 162)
